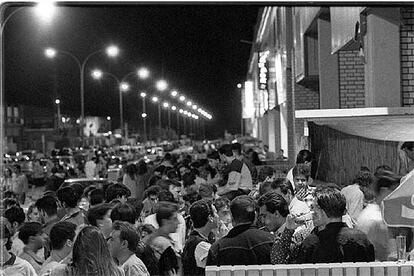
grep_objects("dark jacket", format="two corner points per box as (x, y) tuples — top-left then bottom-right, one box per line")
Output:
(206, 223), (274, 266)
(182, 230), (209, 276)
(297, 222), (375, 263)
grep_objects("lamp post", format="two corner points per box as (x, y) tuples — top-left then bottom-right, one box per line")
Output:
(44, 45), (119, 146)
(1, 2), (56, 173)
(140, 92), (147, 142)
(152, 96), (161, 134)
(91, 69), (128, 139)
(55, 99), (61, 129)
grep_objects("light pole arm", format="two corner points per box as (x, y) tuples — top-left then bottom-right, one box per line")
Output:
(0, 6), (26, 34)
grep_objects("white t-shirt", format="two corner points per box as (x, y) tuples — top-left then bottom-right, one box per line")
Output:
(194, 241), (211, 268)
(1, 254), (37, 276)
(143, 213), (186, 253)
(120, 254), (149, 276)
(84, 161), (97, 179)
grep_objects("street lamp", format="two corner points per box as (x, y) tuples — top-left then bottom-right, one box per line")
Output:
(91, 69), (129, 138)
(152, 96), (161, 131)
(156, 80), (168, 91)
(171, 90), (178, 97)
(44, 45), (119, 146)
(107, 116), (111, 121)
(192, 104), (197, 110)
(138, 68), (150, 79)
(55, 98), (61, 129)
(179, 95), (186, 102)
(186, 101), (192, 107)
(140, 92), (147, 142)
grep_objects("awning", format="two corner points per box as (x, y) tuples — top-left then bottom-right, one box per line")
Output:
(295, 107), (414, 142)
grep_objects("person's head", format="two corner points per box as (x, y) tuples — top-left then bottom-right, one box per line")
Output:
(168, 180), (182, 200)
(137, 159), (148, 175)
(105, 183), (131, 203)
(49, 221), (76, 258)
(258, 191), (289, 232)
(353, 169), (374, 188)
(292, 164), (311, 191)
(144, 185), (161, 204)
(311, 186), (346, 227)
(0, 221), (12, 251)
(230, 195), (256, 226)
(189, 199), (218, 231)
(259, 181), (272, 196)
(207, 151), (220, 168)
(4, 206), (25, 234)
(153, 165), (166, 177)
(401, 142), (414, 160)
(137, 224), (156, 239)
(87, 203), (113, 238)
(4, 190), (18, 200)
(89, 188), (105, 207)
(110, 203), (137, 225)
(178, 165), (190, 179)
(57, 186), (79, 209)
(27, 204), (41, 223)
(374, 169), (401, 200)
(199, 183), (215, 199)
(264, 145), (269, 152)
(108, 221), (139, 259)
(2, 198), (19, 210)
(231, 143), (242, 157)
(214, 197), (232, 225)
(296, 149), (312, 164)
(155, 201), (179, 233)
(182, 172), (196, 187)
(70, 183), (85, 203)
(258, 166), (275, 182)
(72, 226), (119, 276)
(18, 222), (44, 251)
(166, 169), (179, 181)
(35, 195), (58, 222)
(271, 178), (295, 204)
(158, 190), (176, 203)
(219, 144), (234, 164)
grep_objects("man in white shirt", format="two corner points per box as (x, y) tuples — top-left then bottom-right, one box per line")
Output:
(182, 199), (218, 276)
(108, 221), (149, 276)
(4, 206), (26, 257)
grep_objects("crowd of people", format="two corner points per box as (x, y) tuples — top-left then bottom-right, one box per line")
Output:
(1, 141), (413, 276)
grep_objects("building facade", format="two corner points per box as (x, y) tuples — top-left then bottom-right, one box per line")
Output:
(245, 7), (414, 185)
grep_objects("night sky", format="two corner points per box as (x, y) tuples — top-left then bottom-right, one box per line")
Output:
(4, 4), (259, 138)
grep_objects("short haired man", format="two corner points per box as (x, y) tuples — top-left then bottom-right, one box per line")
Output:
(108, 221), (149, 276)
(213, 197), (232, 238)
(257, 191), (289, 234)
(297, 186), (375, 263)
(218, 144), (253, 200)
(143, 192), (186, 253)
(106, 183), (131, 203)
(88, 188), (105, 207)
(13, 164), (29, 205)
(182, 199), (218, 276)
(110, 203), (138, 225)
(289, 165), (312, 216)
(35, 196), (59, 236)
(39, 221), (76, 276)
(87, 203), (113, 238)
(18, 222), (45, 274)
(206, 195), (274, 266)
(398, 141), (414, 175)
(4, 205), (26, 256)
(57, 186), (86, 227)
(0, 222), (37, 276)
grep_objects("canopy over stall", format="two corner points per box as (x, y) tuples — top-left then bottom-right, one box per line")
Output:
(296, 107), (414, 141)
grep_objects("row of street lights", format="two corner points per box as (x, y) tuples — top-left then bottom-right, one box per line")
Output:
(45, 44), (212, 143)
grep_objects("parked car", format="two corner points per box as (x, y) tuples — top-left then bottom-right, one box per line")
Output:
(62, 178), (115, 190)
(51, 156), (77, 171)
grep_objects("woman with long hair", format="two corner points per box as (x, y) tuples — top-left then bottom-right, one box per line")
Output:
(50, 226), (124, 276)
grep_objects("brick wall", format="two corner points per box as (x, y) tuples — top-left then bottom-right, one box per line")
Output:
(294, 82), (320, 110)
(338, 50), (365, 108)
(401, 7), (414, 106)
